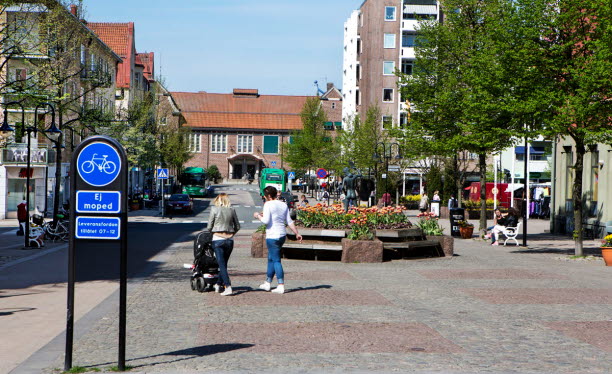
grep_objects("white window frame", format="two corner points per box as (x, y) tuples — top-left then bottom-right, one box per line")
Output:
(382, 115), (393, 129)
(385, 6), (396, 21)
(384, 33), (396, 49)
(210, 134), (227, 153)
(237, 134), (253, 154)
(382, 88), (394, 103)
(189, 133), (201, 153)
(383, 61), (395, 75)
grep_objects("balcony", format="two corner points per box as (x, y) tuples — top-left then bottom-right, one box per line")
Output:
(80, 68), (113, 87)
(1, 143), (49, 166)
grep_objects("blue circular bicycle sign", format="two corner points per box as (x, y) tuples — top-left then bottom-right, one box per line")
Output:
(77, 142), (121, 187)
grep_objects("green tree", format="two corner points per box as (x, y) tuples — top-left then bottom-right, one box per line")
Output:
(531, 0), (612, 255)
(282, 97), (339, 172)
(397, 0), (544, 234)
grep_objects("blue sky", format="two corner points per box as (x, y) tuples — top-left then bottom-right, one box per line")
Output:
(84, 0), (362, 95)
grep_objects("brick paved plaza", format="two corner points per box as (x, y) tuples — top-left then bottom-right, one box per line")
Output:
(34, 225), (611, 374)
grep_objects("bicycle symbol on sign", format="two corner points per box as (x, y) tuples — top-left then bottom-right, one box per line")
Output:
(80, 153), (117, 175)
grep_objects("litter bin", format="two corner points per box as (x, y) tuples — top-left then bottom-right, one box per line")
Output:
(449, 207), (465, 237)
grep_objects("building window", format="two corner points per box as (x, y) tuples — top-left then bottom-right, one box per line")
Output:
(383, 61), (395, 75)
(356, 63), (360, 81)
(331, 102), (336, 109)
(80, 45), (86, 66)
(356, 38), (361, 54)
(385, 6), (396, 21)
(384, 33), (396, 48)
(401, 59), (414, 75)
(188, 133), (201, 153)
(383, 88), (394, 102)
(15, 68), (27, 89)
(382, 116), (393, 129)
(237, 135), (253, 153)
(160, 117), (167, 126)
(402, 32), (417, 47)
(356, 89), (360, 105)
(400, 112), (409, 128)
(263, 135), (279, 154)
(211, 134), (227, 153)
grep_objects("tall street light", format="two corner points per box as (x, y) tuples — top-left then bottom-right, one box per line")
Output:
(1, 101), (60, 248)
(373, 142), (402, 201)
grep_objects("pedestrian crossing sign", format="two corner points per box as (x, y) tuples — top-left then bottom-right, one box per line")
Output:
(287, 171), (296, 180)
(157, 168), (169, 179)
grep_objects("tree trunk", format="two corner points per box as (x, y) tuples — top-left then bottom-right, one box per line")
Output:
(572, 139), (585, 256)
(479, 153), (487, 235)
(454, 154), (462, 207)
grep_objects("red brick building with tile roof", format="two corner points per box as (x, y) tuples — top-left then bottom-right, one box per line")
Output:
(171, 86), (342, 181)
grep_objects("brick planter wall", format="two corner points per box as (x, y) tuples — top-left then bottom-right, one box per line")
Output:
(426, 235), (454, 257)
(341, 238), (384, 263)
(251, 232), (267, 258)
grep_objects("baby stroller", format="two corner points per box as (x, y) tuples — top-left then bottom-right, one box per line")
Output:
(189, 231), (219, 292)
(28, 214), (46, 248)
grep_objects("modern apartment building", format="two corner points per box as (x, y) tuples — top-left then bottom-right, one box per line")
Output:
(343, 0), (440, 130)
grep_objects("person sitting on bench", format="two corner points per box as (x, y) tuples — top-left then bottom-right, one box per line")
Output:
(491, 207), (519, 246)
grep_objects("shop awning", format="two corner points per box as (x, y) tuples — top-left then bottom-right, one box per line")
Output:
(515, 146), (545, 154)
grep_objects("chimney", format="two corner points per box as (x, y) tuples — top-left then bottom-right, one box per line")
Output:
(70, 4), (77, 16)
(326, 82), (334, 92)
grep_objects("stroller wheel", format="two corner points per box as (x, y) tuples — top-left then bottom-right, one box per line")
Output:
(196, 277), (206, 293)
(190, 277), (197, 291)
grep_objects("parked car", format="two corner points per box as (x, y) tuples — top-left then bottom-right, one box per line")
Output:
(166, 194), (193, 214)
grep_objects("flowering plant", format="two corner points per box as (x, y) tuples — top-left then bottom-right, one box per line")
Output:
(347, 213), (375, 240)
(296, 204), (411, 230)
(415, 213), (444, 236)
(456, 220), (474, 228)
(602, 234), (612, 247)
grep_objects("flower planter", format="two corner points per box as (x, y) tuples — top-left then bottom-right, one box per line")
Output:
(375, 228), (423, 239)
(459, 226), (474, 239)
(602, 247), (612, 266)
(341, 238), (383, 263)
(426, 235), (454, 257)
(251, 232), (267, 258)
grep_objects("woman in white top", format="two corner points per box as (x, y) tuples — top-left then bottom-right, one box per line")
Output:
(254, 186), (302, 294)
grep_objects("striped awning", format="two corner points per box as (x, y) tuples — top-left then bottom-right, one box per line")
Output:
(404, 5), (438, 15)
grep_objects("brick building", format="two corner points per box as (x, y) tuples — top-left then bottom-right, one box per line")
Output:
(170, 85), (342, 181)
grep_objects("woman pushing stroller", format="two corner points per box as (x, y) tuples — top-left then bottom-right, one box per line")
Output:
(207, 193), (240, 296)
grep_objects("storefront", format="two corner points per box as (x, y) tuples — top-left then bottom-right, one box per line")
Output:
(0, 144), (49, 219)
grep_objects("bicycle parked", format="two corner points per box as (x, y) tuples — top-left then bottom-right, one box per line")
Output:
(41, 210), (70, 242)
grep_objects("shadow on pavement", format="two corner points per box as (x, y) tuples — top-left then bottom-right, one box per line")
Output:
(0, 307), (36, 316)
(85, 343), (254, 369)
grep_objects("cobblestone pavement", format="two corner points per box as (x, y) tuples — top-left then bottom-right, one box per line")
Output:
(39, 225), (611, 374)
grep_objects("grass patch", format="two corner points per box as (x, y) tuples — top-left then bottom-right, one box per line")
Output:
(568, 255), (588, 259)
(62, 367), (101, 373)
(107, 365), (133, 372)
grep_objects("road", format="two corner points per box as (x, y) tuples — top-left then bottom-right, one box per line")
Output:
(0, 184), (263, 374)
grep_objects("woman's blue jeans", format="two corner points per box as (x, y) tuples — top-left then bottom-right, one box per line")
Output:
(266, 236), (285, 284)
(212, 239), (234, 286)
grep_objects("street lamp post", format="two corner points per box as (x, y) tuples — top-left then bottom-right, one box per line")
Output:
(1, 102), (60, 248)
(373, 142), (402, 203)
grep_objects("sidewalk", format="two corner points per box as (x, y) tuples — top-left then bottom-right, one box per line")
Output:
(27, 224), (611, 374)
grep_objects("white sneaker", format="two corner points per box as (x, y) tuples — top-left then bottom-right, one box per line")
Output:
(259, 282), (271, 291)
(213, 284), (221, 293)
(220, 286), (233, 296)
(271, 285), (285, 294)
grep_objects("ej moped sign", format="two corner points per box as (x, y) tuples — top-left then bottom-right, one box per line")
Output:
(66, 136), (129, 371)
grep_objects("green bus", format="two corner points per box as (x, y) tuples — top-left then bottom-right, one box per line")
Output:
(179, 167), (209, 197)
(259, 168), (286, 196)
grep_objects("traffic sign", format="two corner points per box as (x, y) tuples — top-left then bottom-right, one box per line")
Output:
(271, 161), (277, 167)
(287, 171), (296, 180)
(76, 142), (121, 187)
(316, 168), (328, 179)
(76, 191), (121, 213)
(388, 165), (400, 172)
(75, 216), (121, 240)
(157, 168), (169, 179)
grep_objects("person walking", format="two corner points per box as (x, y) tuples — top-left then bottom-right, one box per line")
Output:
(17, 200), (27, 236)
(254, 186), (303, 294)
(208, 193), (241, 296)
(419, 192), (429, 213)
